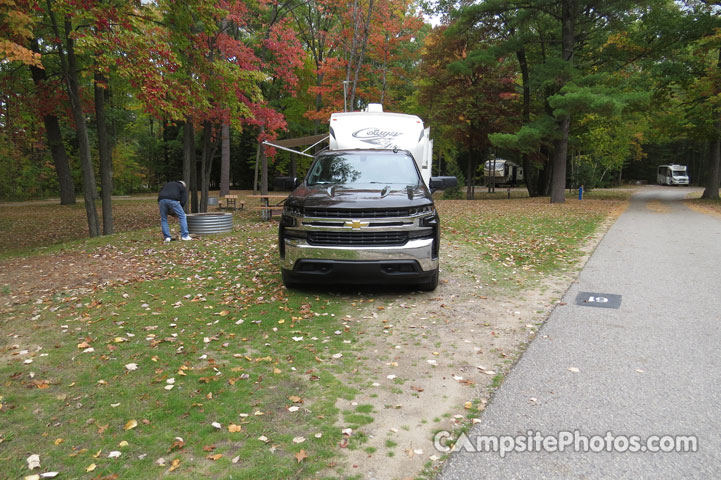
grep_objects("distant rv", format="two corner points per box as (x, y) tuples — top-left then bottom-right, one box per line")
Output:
(484, 159), (524, 186)
(657, 164), (689, 186)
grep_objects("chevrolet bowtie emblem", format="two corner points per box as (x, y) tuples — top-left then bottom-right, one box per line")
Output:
(345, 220), (369, 229)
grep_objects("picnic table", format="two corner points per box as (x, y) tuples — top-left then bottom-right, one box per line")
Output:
(247, 194), (288, 221)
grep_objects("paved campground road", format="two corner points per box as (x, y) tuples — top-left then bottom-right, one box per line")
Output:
(439, 187), (721, 479)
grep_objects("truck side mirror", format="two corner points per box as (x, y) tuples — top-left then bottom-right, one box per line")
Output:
(429, 176), (458, 193)
(273, 176), (299, 191)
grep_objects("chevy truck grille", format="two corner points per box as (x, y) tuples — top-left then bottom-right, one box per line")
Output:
(307, 231), (408, 246)
(304, 208), (410, 218)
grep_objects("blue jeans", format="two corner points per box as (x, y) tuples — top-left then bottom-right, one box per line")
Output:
(159, 199), (189, 239)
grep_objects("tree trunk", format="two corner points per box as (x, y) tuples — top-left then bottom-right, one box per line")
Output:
(290, 153), (297, 180)
(29, 40), (75, 205)
(220, 123), (230, 197)
(190, 133), (199, 213)
(200, 122), (212, 212)
(345, 0), (360, 109)
(550, 117), (570, 203)
(47, 3), (99, 236)
(349, 0), (374, 109)
(260, 136), (268, 196)
(702, 49), (721, 199)
(516, 45), (545, 198)
(95, 72), (113, 235)
(701, 133), (720, 199)
(183, 120), (193, 213)
(466, 153), (476, 200)
(550, 0), (575, 204)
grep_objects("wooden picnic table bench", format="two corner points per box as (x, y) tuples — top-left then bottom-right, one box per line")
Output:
(218, 194), (245, 211)
(247, 194), (288, 220)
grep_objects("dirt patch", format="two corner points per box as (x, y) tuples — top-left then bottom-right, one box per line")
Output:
(0, 240), (168, 313)
(646, 200), (672, 213)
(685, 200), (721, 219)
(331, 205), (625, 480)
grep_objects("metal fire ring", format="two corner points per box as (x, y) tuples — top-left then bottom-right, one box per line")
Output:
(187, 212), (233, 234)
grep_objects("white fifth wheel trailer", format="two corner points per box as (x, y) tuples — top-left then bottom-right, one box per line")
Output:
(328, 104), (434, 186)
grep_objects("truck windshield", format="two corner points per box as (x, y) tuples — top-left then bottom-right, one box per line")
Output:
(306, 152), (421, 186)
(672, 171), (686, 177)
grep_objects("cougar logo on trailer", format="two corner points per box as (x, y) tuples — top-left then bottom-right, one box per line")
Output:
(352, 128), (402, 149)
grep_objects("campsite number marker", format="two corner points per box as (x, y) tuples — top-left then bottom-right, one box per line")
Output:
(587, 296), (608, 303)
(575, 292), (622, 309)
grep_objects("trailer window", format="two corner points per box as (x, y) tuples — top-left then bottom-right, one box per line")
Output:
(307, 153), (421, 186)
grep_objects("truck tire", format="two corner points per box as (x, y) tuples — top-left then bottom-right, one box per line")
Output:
(417, 268), (439, 291)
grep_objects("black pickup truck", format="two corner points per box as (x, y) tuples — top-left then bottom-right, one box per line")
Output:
(278, 149), (455, 291)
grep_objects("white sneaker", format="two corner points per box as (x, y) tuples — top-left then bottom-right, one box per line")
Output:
(181, 235), (193, 241)
(164, 237), (171, 243)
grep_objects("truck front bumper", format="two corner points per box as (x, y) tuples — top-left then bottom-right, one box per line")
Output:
(280, 238), (438, 284)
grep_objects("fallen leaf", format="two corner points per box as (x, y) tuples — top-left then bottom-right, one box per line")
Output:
(206, 453), (222, 461)
(228, 424), (242, 433)
(124, 419), (138, 431)
(567, 367), (580, 373)
(108, 450), (121, 458)
(26, 454), (41, 470)
(292, 436), (306, 444)
(86, 463), (96, 472)
(294, 449), (308, 463)
(169, 438), (185, 452)
(211, 421), (222, 429)
(168, 458), (181, 472)
(288, 396), (302, 403)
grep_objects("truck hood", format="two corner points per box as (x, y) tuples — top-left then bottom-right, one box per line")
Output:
(287, 183), (433, 209)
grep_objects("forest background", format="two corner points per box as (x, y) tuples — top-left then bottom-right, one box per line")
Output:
(1, 0), (721, 235)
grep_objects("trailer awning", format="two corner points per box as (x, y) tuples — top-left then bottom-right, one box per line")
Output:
(269, 133), (328, 149)
(262, 133), (329, 158)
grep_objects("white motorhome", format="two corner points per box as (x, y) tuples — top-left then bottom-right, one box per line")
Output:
(657, 164), (689, 186)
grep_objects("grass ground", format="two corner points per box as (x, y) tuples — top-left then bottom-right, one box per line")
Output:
(0, 191), (628, 479)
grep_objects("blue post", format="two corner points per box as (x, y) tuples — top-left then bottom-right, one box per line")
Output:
(579, 185), (584, 200)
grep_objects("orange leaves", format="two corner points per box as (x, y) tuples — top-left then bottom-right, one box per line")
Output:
(123, 419), (138, 431)
(294, 449), (308, 463)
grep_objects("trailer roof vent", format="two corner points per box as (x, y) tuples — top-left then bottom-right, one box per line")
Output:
(365, 103), (384, 113)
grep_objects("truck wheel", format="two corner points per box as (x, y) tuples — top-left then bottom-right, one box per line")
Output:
(417, 268), (439, 291)
(281, 270), (300, 289)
